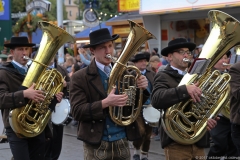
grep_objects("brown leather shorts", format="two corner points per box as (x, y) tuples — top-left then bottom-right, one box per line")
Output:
(83, 138), (130, 160)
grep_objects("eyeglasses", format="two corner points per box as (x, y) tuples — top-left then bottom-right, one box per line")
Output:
(173, 50), (192, 56)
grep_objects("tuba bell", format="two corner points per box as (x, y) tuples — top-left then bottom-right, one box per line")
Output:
(107, 20), (156, 126)
(161, 10), (240, 145)
(9, 21), (75, 138)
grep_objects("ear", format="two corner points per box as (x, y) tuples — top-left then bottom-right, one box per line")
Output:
(89, 48), (94, 55)
(9, 49), (14, 55)
(167, 53), (173, 61)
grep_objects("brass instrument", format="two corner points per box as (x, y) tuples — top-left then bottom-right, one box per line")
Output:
(107, 20), (156, 126)
(222, 62), (231, 66)
(9, 21), (75, 138)
(236, 45), (240, 55)
(162, 10), (240, 145)
(105, 54), (117, 63)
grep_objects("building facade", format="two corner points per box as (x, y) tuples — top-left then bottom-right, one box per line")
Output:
(139, 0), (240, 53)
(64, 0), (79, 20)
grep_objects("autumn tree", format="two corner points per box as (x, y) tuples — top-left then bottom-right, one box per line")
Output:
(12, 0), (26, 13)
(11, 0), (67, 20)
(97, 0), (118, 21)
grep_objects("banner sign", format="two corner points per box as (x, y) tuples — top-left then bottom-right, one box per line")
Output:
(118, 0), (139, 12)
(26, 0), (51, 13)
(0, 0), (10, 20)
(12, 12), (28, 19)
(140, 0), (240, 15)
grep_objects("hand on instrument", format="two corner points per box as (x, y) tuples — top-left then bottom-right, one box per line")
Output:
(23, 83), (45, 103)
(55, 92), (64, 103)
(137, 75), (148, 90)
(207, 117), (219, 131)
(186, 82), (202, 102)
(102, 86), (128, 109)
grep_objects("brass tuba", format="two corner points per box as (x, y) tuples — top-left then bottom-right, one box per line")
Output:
(107, 20), (156, 126)
(162, 10), (240, 145)
(9, 21), (75, 138)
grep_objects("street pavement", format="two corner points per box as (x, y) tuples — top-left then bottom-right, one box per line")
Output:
(0, 123), (213, 160)
(0, 123), (165, 160)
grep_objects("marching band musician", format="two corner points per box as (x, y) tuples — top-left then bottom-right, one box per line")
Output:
(69, 28), (150, 160)
(207, 51), (238, 160)
(45, 55), (70, 160)
(131, 52), (156, 160)
(0, 37), (63, 160)
(229, 50), (240, 156)
(151, 38), (218, 160)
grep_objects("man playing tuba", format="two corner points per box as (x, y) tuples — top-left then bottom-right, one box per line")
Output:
(229, 51), (240, 156)
(69, 28), (150, 160)
(207, 51), (238, 159)
(0, 37), (63, 160)
(151, 38), (217, 160)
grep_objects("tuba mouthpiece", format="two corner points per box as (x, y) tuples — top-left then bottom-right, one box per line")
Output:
(183, 58), (191, 63)
(105, 54), (117, 62)
(222, 62), (231, 66)
(23, 56), (31, 60)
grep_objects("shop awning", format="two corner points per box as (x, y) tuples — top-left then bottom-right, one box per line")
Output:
(19, 28), (43, 45)
(105, 12), (143, 26)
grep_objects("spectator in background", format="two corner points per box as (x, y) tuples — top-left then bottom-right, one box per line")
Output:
(194, 44), (204, 59)
(65, 56), (75, 73)
(78, 47), (91, 68)
(0, 53), (8, 64)
(69, 63), (80, 77)
(151, 48), (160, 57)
(65, 53), (71, 60)
(158, 56), (169, 72)
(75, 54), (81, 63)
(149, 55), (161, 73)
(161, 56), (169, 65)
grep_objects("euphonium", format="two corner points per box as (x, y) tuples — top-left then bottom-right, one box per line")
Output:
(9, 21), (75, 138)
(107, 20), (156, 126)
(162, 10), (240, 145)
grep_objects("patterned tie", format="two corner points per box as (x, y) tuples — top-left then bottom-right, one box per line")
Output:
(104, 65), (111, 77)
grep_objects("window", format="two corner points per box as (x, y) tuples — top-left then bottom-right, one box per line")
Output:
(69, 0), (71, 5)
(69, 11), (72, 16)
